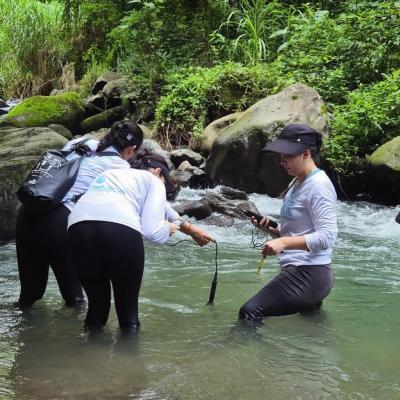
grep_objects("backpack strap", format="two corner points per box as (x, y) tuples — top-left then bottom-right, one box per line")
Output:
(96, 151), (122, 157)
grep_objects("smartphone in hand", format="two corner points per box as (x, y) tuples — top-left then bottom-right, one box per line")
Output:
(242, 210), (278, 228)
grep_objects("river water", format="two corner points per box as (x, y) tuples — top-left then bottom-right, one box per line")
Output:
(0, 188), (399, 400)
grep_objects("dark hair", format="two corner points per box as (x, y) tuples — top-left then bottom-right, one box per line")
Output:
(310, 133), (323, 163)
(97, 121), (143, 152)
(130, 148), (169, 174)
(131, 149), (179, 200)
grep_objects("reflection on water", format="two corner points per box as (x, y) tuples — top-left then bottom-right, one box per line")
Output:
(0, 191), (399, 399)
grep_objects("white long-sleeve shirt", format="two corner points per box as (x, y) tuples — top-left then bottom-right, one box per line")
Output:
(61, 138), (130, 210)
(68, 168), (171, 244)
(278, 169), (338, 267)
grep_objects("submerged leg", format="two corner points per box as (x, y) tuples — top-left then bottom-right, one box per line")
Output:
(239, 264), (333, 320)
(16, 206), (49, 307)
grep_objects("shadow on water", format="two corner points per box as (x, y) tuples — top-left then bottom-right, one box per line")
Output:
(9, 305), (146, 400)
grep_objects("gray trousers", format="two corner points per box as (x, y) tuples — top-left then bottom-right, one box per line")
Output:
(239, 264), (333, 320)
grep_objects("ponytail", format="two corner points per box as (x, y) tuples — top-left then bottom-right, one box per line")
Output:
(97, 121), (143, 153)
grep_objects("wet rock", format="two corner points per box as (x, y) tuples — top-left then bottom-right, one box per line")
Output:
(87, 93), (106, 110)
(102, 79), (125, 107)
(202, 214), (235, 227)
(173, 199), (213, 219)
(395, 212), (400, 224)
(0, 99), (7, 108)
(178, 160), (192, 171)
(203, 192), (259, 219)
(138, 124), (154, 140)
(140, 139), (173, 170)
(174, 189), (259, 224)
(170, 167), (208, 189)
(170, 148), (204, 168)
(79, 105), (125, 134)
(335, 157), (400, 206)
(47, 124), (73, 140)
(92, 71), (123, 95)
(219, 186), (248, 200)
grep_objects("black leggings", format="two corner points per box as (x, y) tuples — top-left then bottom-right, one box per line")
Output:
(68, 221), (144, 329)
(15, 205), (84, 307)
(239, 264), (333, 320)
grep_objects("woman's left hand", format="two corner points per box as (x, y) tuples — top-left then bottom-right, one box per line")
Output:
(262, 238), (286, 257)
(190, 226), (214, 247)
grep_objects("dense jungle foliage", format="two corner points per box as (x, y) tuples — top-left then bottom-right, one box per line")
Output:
(1, 0), (399, 171)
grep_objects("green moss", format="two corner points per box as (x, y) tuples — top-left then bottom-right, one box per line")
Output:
(2, 92), (84, 130)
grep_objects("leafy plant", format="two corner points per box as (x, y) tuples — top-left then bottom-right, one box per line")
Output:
(211, 0), (290, 64)
(154, 62), (284, 148)
(325, 69), (400, 172)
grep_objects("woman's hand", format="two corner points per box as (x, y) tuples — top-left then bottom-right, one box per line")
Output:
(250, 216), (280, 237)
(180, 222), (214, 246)
(168, 222), (180, 236)
(262, 238), (286, 257)
(190, 226), (214, 247)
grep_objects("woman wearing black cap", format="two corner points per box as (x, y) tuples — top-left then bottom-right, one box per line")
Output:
(67, 150), (214, 332)
(16, 121), (143, 308)
(239, 123), (338, 320)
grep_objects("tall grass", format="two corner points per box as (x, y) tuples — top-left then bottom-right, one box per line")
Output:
(212, 0), (289, 65)
(0, 0), (73, 98)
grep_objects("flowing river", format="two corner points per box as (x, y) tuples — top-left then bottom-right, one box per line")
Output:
(0, 188), (399, 400)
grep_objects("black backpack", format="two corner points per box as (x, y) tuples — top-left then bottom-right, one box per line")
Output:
(16, 142), (117, 214)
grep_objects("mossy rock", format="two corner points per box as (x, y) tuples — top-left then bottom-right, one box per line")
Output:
(0, 93), (84, 131)
(79, 106), (125, 134)
(0, 126), (67, 240)
(368, 136), (400, 172)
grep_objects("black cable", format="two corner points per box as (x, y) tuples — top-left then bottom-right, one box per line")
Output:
(167, 240), (218, 305)
(207, 241), (218, 305)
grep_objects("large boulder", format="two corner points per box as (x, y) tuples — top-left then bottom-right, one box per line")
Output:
(0, 127), (68, 240)
(334, 156), (400, 206)
(193, 112), (242, 154)
(368, 135), (400, 172)
(0, 93), (84, 131)
(206, 83), (328, 196)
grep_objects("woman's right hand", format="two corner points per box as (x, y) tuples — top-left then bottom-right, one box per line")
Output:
(168, 222), (179, 236)
(250, 216), (280, 237)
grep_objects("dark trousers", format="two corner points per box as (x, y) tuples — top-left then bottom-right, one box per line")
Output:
(68, 221), (144, 329)
(239, 264), (333, 320)
(15, 205), (84, 307)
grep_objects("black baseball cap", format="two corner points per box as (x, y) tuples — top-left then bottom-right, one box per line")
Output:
(262, 124), (320, 155)
(141, 158), (178, 200)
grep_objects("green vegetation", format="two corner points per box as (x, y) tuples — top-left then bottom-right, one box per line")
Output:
(1, 0), (400, 170)
(154, 63), (285, 147)
(325, 69), (400, 171)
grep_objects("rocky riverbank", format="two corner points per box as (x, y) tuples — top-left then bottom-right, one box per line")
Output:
(1, 74), (399, 240)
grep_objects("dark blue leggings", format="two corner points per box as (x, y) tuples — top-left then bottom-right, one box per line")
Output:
(68, 221), (144, 329)
(16, 205), (84, 307)
(239, 264), (333, 320)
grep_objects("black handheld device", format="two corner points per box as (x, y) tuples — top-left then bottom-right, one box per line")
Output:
(243, 210), (278, 228)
